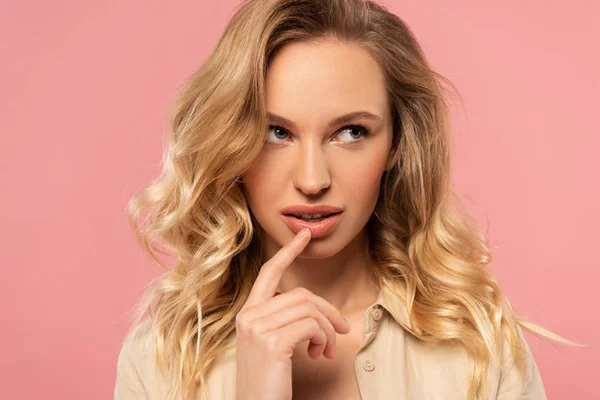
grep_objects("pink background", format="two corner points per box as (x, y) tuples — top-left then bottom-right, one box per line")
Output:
(1, 0), (598, 398)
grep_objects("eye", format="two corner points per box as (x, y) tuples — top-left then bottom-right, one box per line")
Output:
(336, 125), (370, 143)
(265, 125), (290, 143)
(265, 124), (371, 145)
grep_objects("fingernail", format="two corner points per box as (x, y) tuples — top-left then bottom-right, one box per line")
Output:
(299, 228), (310, 239)
(343, 317), (351, 331)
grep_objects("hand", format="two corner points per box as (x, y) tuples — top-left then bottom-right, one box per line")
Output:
(235, 228), (352, 400)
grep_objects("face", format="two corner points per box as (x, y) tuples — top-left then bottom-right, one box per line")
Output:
(241, 39), (395, 259)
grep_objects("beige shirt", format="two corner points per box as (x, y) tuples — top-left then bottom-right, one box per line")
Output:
(115, 283), (547, 399)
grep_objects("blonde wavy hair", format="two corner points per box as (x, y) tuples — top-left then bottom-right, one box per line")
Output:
(124, 0), (579, 399)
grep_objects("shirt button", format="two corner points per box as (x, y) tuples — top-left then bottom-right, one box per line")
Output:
(372, 308), (383, 321)
(362, 360), (375, 371)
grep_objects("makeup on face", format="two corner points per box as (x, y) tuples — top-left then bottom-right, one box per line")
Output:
(281, 212), (342, 238)
(242, 40), (392, 255)
(280, 204), (343, 238)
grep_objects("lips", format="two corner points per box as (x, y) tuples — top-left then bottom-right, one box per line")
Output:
(284, 211), (341, 219)
(280, 204), (344, 216)
(280, 204), (344, 238)
(282, 212), (342, 238)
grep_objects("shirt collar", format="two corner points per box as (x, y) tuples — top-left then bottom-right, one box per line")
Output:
(373, 279), (411, 329)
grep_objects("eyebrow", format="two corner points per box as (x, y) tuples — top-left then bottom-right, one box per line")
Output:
(267, 111), (383, 129)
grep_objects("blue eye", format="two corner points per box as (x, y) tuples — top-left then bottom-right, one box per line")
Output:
(265, 124), (370, 144)
(336, 125), (370, 143)
(266, 125), (290, 143)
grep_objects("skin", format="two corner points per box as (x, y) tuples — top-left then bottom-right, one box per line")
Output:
(236, 229), (351, 399)
(241, 39), (396, 316)
(236, 39), (397, 399)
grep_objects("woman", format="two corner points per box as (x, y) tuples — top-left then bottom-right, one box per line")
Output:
(115, 0), (576, 399)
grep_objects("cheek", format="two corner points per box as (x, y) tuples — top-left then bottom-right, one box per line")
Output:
(242, 141), (389, 206)
(337, 157), (384, 203)
(240, 156), (281, 209)
(337, 141), (389, 191)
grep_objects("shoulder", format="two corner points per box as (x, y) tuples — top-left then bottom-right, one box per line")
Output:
(120, 318), (155, 357)
(115, 318), (168, 399)
(495, 325), (548, 399)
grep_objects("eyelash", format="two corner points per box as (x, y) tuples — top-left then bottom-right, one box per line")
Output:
(266, 124), (371, 145)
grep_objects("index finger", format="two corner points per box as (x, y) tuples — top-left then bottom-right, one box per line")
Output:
(244, 228), (311, 308)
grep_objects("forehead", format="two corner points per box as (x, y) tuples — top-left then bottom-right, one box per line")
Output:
(265, 40), (388, 123)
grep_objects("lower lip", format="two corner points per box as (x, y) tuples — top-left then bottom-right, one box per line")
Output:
(282, 213), (342, 239)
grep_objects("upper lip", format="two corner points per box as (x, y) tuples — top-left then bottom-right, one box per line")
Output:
(280, 204), (344, 216)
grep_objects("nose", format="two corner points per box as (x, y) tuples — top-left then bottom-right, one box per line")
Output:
(292, 139), (331, 195)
